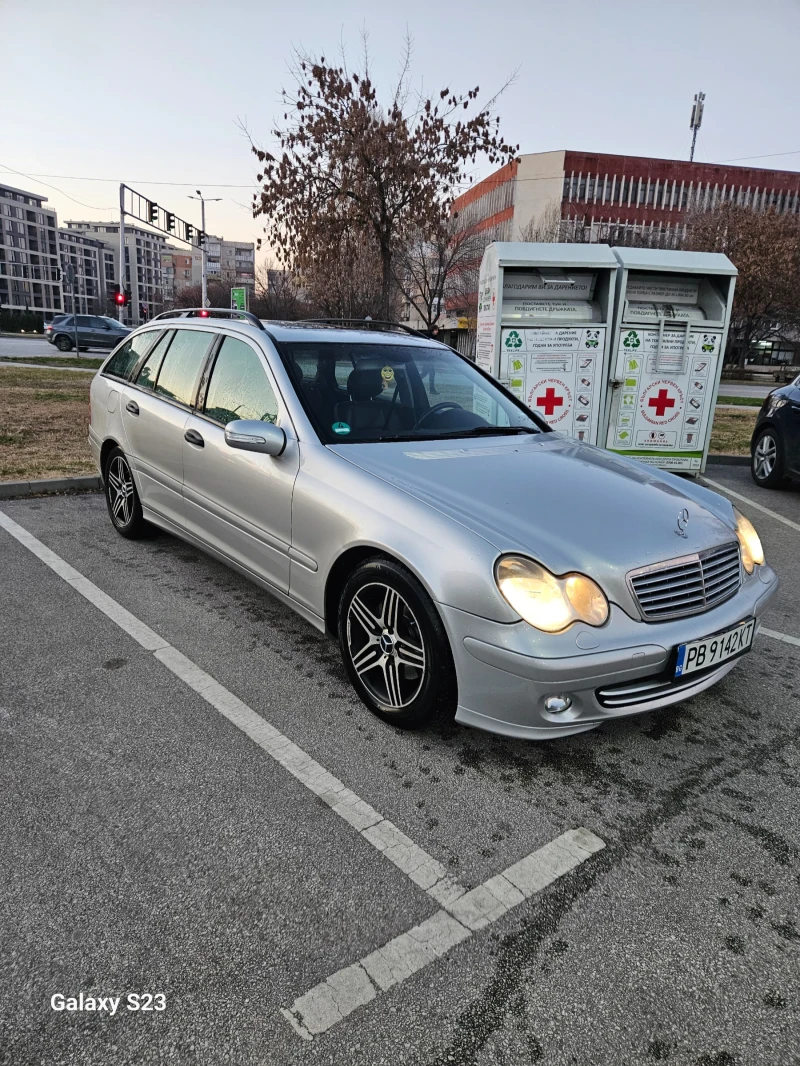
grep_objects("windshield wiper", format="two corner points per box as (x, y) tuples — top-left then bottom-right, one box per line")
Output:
(441, 426), (540, 438)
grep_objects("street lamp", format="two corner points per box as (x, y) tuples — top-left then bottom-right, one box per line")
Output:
(188, 190), (222, 309)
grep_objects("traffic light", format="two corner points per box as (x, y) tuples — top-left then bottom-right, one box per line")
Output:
(198, 230), (207, 247)
(185, 223), (194, 243)
(165, 212), (176, 233)
(112, 284), (129, 307)
(148, 201), (158, 225)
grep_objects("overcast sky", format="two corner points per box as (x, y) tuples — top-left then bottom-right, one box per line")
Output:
(3, 0), (799, 257)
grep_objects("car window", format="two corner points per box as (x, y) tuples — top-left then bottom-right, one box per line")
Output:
(134, 331), (174, 391)
(204, 336), (279, 425)
(90, 316), (109, 328)
(153, 329), (213, 406)
(77, 316), (93, 328)
(103, 331), (160, 381)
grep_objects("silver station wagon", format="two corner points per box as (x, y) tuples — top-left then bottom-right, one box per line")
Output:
(88, 311), (778, 740)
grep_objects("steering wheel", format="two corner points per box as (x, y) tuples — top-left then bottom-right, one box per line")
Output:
(412, 402), (463, 431)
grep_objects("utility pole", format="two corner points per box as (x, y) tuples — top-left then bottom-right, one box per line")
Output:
(689, 91), (705, 163)
(189, 191), (221, 309)
(118, 183), (126, 323)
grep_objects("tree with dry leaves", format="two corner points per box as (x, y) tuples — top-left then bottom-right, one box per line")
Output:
(683, 203), (800, 365)
(394, 213), (485, 333)
(250, 41), (517, 319)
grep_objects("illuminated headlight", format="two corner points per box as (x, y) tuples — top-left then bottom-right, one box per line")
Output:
(495, 556), (609, 633)
(734, 508), (765, 574)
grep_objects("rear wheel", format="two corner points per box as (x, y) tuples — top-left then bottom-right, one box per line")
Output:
(338, 557), (456, 730)
(104, 447), (149, 538)
(55, 334), (73, 352)
(751, 427), (786, 489)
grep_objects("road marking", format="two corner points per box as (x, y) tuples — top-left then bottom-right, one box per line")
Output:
(282, 827), (605, 1039)
(0, 508), (464, 906)
(760, 626), (800, 648)
(700, 476), (800, 534)
(0, 506), (606, 1038)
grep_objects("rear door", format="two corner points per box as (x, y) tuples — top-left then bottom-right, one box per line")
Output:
(120, 327), (215, 528)
(181, 333), (298, 591)
(76, 315), (95, 349)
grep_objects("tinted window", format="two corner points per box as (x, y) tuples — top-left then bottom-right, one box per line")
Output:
(204, 336), (278, 425)
(154, 329), (212, 406)
(135, 331), (174, 391)
(77, 316), (92, 327)
(90, 316), (109, 328)
(103, 331), (159, 380)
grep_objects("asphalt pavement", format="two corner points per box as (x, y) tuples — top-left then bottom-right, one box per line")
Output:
(1, 464), (798, 1066)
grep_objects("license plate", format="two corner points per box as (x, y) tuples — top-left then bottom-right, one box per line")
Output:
(675, 618), (755, 678)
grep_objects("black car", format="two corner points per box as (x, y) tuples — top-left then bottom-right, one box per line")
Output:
(45, 314), (131, 352)
(750, 376), (800, 488)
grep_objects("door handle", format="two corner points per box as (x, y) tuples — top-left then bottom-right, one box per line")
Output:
(125, 400), (139, 415)
(184, 428), (204, 447)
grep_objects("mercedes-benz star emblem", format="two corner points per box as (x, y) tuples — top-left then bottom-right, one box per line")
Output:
(676, 508), (690, 537)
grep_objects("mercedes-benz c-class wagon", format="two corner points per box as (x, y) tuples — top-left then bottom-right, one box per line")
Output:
(88, 310), (778, 740)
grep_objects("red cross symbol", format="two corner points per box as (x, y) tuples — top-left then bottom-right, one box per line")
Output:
(536, 387), (564, 417)
(648, 388), (676, 417)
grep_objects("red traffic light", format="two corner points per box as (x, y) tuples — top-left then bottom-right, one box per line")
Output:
(114, 291), (126, 306)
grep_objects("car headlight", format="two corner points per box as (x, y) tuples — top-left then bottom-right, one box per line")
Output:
(495, 556), (609, 633)
(734, 508), (764, 574)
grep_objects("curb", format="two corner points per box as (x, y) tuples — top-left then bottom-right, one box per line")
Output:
(706, 455), (750, 467)
(0, 476), (102, 500)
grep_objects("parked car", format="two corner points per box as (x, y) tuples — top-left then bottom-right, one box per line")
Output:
(45, 314), (131, 352)
(88, 311), (777, 740)
(750, 375), (800, 488)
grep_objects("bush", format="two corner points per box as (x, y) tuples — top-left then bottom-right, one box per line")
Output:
(0, 309), (46, 334)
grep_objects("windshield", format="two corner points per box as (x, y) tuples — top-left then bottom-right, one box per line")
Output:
(277, 341), (545, 444)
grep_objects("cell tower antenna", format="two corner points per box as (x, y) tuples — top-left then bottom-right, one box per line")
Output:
(689, 91), (705, 162)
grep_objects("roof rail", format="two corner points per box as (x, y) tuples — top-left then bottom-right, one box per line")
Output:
(152, 308), (265, 331)
(296, 318), (429, 339)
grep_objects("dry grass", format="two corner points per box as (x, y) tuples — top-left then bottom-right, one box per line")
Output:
(708, 407), (758, 456)
(0, 367), (96, 481)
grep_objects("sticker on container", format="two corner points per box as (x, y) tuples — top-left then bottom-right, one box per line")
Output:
(332, 422), (351, 436)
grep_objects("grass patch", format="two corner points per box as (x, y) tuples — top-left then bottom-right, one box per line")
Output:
(716, 395), (766, 407)
(0, 367), (95, 481)
(0, 355), (104, 370)
(709, 407), (758, 456)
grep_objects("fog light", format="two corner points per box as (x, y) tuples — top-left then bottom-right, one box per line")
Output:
(544, 694), (572, 714)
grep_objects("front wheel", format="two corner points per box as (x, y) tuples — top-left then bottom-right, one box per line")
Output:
(751, 427), (786, 489)
(338, 557), (457, 729)
(104, 447), (150, 538)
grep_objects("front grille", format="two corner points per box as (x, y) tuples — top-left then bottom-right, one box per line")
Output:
(628, 543), (741, 621)
(597, 660), (733, 709)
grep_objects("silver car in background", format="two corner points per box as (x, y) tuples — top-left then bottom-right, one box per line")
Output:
(88, 311), (778, 740)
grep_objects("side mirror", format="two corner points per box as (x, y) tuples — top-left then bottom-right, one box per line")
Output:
(224, 419), (286, 457)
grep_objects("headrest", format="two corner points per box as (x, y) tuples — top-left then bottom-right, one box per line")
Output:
(348, 367), (384, 402)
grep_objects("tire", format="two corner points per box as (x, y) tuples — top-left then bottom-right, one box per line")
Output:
(338, 557), (457, 730)
(751, 427), (786, 489)
(55, 334), (73, 352)
(104, 447), (150, 538)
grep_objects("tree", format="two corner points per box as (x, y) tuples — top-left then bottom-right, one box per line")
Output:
(249, 40), (517, 318)
(394, 214), (485, 332)
(517, 199), (564, 243)
(251, 258), (307, 320)
(173, 280), (230, 309)
(683, 203), (800, 365)
(299, 231), (392, 320)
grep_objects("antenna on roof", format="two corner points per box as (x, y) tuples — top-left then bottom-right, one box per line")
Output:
(689, 91), (705, 163)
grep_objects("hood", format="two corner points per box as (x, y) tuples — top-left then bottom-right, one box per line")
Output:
(331, 434), (739, 583)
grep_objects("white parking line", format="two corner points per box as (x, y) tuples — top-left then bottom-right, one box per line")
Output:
(760, 627), (800, 648)
(282, 827), (605, 1039)
(0, 506), (606, 1038)
(700, 476), (800, 534)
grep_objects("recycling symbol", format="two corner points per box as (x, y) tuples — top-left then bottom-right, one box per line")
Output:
(623, 330), (640, 349)
(505, 331), (523, 349)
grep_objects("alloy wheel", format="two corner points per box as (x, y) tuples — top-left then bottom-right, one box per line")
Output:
(107, 455), (134, 527)
(754, 433), (776, 480)
(346, 582), (426, 709)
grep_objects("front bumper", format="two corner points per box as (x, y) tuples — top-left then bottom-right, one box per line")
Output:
(440, 565), (779, 740)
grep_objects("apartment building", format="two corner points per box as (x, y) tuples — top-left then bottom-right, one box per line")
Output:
(58, 229), (116, 316)
(205, 236), (255, 292)
(161, 247), (202, 305)
(65, 221), (167, 325)
(0, 182), (62, 315)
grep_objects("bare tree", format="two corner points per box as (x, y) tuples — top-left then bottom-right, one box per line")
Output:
(683, 203), (800, 365)
(248, 37), (517, 318)
(517, 199), (564, 243)
(394, 215), (485, 332)
(299, 231), (393, 320)
(251, 258), (306, 320)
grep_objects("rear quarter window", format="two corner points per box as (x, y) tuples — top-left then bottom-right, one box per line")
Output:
(102, 331), (160, 381)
